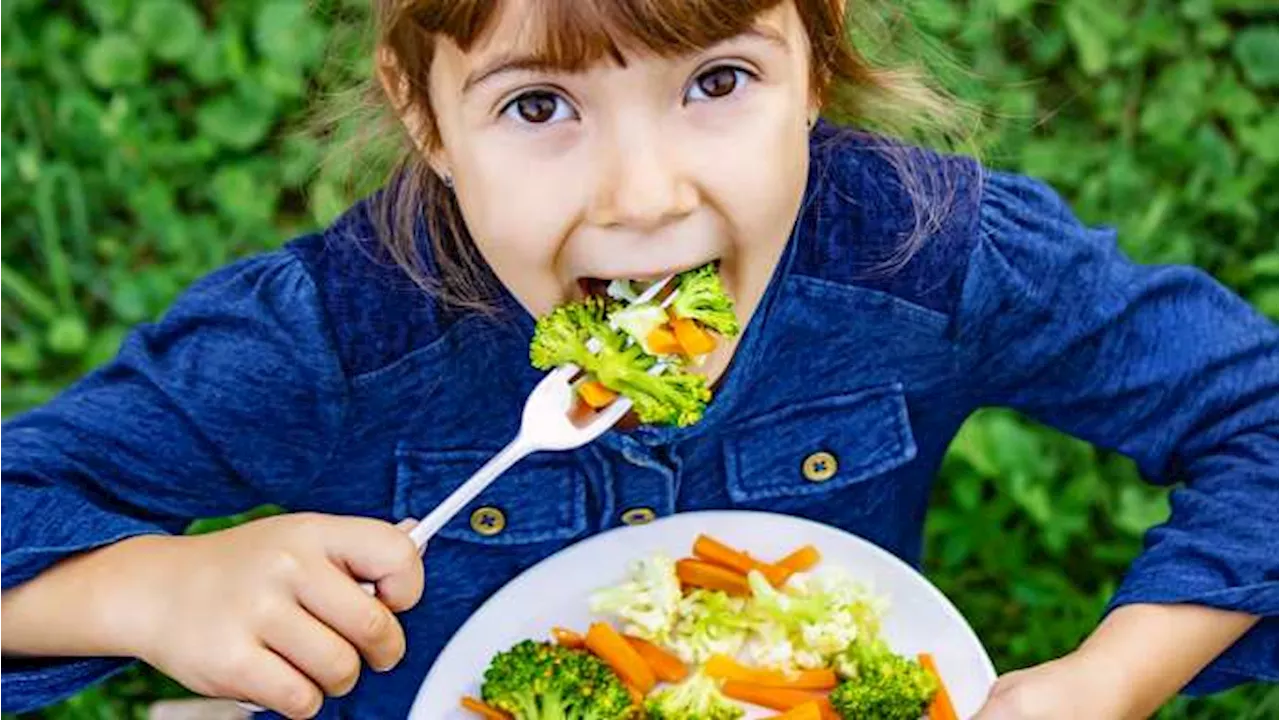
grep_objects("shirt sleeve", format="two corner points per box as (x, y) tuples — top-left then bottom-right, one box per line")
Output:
(1, 249), (348, 713)
(955, 170), (1278, 694)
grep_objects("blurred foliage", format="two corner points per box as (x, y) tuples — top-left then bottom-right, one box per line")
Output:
(2, 0), (1276, 717)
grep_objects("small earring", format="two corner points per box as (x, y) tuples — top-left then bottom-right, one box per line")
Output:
(441, 174), (454, 189)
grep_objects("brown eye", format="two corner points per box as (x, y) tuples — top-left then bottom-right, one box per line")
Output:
(698, 68), (737, 97)
(686, 64), (752, 101)
(507, 92), (566, 124)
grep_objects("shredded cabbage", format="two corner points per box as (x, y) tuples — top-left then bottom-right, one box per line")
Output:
(588, 554), (682, 639)
(609, 302), (671, 355)
(667, 589), (752, 664)
(590, 553), (890, 675)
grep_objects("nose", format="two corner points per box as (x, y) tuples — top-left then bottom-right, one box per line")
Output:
(588, 125), (697, 232)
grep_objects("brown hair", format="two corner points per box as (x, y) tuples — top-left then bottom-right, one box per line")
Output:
(322, 0), (972, 311)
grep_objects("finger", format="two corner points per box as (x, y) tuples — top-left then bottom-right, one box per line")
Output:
(293, 563), (406, 672)
(395, 518), (418, 532)
(231, 647), (323, 720)
(317, 517), (425, 612)
(262, 608), (363, 697)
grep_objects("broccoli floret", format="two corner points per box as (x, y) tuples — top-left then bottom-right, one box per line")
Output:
(529, 297), (615, 371)
(529, 297), (709, 426)
(481, 640), (636, 720)
(645, 672), (743, 720)
(593, 341), (710, 426)
(829, 639), (938, 720)
(670, 265), (739, 337)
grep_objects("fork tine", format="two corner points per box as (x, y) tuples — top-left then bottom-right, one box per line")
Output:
(633, 274), (676, 305)
(549, 364), (579, 382)
(585, 396), (633, 434)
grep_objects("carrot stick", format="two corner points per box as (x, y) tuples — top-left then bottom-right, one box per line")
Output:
(671, 317), (716, 355)
(776, 545), (821, 574)
(918, 653), (958, 720)
(550, 626), (586, 649)
(646, 325), (683, 355)
(675, 558), (751, 596)
(721, 681), (823, 711)
(703, 654), (838, 690)
(693, 534), (791, 587)
(577, 380), (618, 408)
(624, 682), (645, 706)
(460, 696), (511, 719)
(765, 701), (823, 720)
(815, 698), (840, 720)
(585, 622), (657, 693)
(624, 635), (688, 682)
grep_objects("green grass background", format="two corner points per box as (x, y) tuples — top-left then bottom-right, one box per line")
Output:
(2, 0), (1276, 717)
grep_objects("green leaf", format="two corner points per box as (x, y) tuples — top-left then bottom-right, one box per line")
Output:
(1248, 251), (1280, 278)
(131, 0), (204, 63)
(187, 24), (250, 87)
(254, 0), (326, 72)
(1, 262), (59, 322)
(1062, 0), (1124, 76)
(994, 0), (1035, 17)
(1063, 8), (1107, 75)
(83, 34), (148, 88)
(195, 87), (277, 150)
(1239, 111), (1280, 165)
(2, 338), (43, 374)
(1233, 26), (1279, 88)
(211, 164), (280, 226)
(1114, 485), (1170, 536)
(82, 0), (132, 29)
(1252, 287), (1279, 319)
(46, 314), (89, 356)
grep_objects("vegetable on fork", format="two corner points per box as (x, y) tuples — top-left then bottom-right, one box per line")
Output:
(529, 262), (739, 427)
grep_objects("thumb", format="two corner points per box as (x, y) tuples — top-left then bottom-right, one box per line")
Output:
(970, 696), (1018, 720)
(395, 518), (419, 533)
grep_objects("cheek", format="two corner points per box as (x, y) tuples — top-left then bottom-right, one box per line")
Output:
(451, 139), (583, 312)
(690, 84), (808, 222)
(697, 123), (809, 253)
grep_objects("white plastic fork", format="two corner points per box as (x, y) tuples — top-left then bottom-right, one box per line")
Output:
(403, 273), (673, 550)
(236, 276), (674, 714)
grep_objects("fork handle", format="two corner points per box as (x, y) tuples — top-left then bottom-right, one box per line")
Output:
(407, 437), (532, 548)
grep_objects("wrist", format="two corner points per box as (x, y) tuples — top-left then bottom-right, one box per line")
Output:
(1065, 642), (1144, 719)
(1, 533), (178, 659)
(86, 534), (187, 661)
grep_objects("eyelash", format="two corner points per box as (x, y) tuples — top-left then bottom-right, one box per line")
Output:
(496, 63), (759, 126)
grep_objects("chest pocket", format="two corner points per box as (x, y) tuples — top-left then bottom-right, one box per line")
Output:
(723, 382), (917, 506)
(394, 446), (589, 546)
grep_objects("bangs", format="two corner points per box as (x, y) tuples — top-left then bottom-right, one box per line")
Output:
(410, 0), (787, 71)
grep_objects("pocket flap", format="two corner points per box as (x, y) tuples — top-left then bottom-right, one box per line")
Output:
(394, 447), (588, 545)
(723, 383), (917, 503)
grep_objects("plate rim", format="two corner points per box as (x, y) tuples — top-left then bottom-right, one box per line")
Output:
(410, 509), (997, 716)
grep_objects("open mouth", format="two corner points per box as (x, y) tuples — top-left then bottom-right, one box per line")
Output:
(575, 265), (715, 303)
(538, 262), (738, 428)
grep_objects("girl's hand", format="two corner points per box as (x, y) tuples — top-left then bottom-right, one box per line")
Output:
(107, 514), (424, 719)
(971, 650), (1130, 720)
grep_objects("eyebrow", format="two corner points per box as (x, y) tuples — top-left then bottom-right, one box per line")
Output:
(462, 55), (564, 95)
(460, 24), (791, 95)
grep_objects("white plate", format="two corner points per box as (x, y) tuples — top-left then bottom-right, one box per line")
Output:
(409, 510), (996, 719)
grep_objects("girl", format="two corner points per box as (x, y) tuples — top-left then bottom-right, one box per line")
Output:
(2, 1), (1275, 718)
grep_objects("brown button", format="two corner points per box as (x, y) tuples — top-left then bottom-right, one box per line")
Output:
(620, 507), (657, 526)
(469, 506), (506, 536)
(802, 451), (838, 482)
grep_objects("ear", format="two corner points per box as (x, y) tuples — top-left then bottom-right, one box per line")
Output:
(376, 46), (452, 178)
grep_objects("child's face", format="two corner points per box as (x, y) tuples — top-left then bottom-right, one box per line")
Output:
(425, 1), (814, 380)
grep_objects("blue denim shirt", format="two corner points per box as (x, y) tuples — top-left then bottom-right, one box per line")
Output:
(3, 124), (1276, 716)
